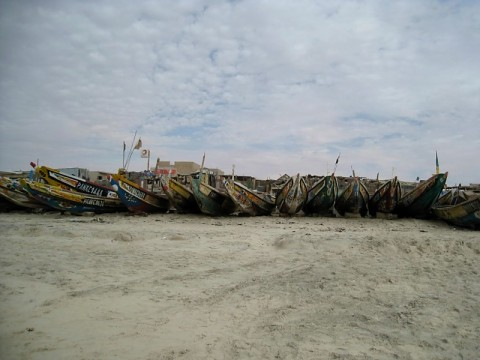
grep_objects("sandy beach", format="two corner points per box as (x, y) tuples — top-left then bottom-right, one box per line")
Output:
(0, 211), (479, 360)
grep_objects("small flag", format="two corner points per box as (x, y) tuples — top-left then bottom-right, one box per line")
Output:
(335, 154), (340, 165)
(123, 141), (126, 152)
(435, 151), (440, 174)
(141, 149), (150, 158)
(134, 138), (142, 150)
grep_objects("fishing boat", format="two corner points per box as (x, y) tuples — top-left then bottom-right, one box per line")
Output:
(368, 176), (402, 217)
(0, 177), (47, 210)
(0, 192), (21, 211)
(33, 163), (122, 198)
(434, 187), (468, 207)
(395, 172), (448, 219)
(159, 176), (200, 214)
(431, 194), (480, 229)
(302, 174), (338, 216)
(223, 178), (276, 216)
(334, 177), (369, 217)
(275, 174), (308, 215)
(20, 179), (123, 214)
(109, 172), (170, 213)
(191, 172), (237, 216)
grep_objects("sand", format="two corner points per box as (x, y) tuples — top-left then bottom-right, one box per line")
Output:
(0, 211), (479, 360)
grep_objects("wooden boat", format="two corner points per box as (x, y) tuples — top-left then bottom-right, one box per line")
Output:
(431, 195), (480, 229)
(0, 192), (21, 211)
(275, 174), (308, 215)
(20, 179), (123, 214)
(395, 172), (448, 219)
(34, 164), (126, 212)
(302, 174), (338, 216)
(159, 176), (200, 213)
(191, 172), (237, 216)
(0, 177), (47, 210)
(34, 164), (121, 199)
(223, 178), (276, 216)
(334, 177), (369, 217)
(434, 187), (468, 207)
(109, 173), (170, 213)
(368, 176), (402, 217)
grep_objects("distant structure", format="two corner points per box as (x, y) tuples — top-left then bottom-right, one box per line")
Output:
(59, 167), (89, 180)
(152, 160), (201, 176)
(151, 160), (225, 177)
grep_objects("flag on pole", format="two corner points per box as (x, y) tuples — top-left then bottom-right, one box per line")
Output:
(332, 153), (340, 175)
(435, 151), (440, 174)
(134, 138), (142, 150)
(123, 141), (126, 152)
(141, 149), (150, 158)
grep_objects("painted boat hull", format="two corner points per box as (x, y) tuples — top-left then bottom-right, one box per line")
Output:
(432, 196), (480, 229)
(335, 177), (369, 217)
(20, 179), (122, 213)
(35, 165), (119, 198)
(0, 177), (46, 209)
(224, 179), (275, 216)
(275, 174), (308, 215)
(160, 176), (200, 213)
(191, 175), (237, 216)
(303, 175), (338, 215)
(368, 177), (402, 217)
(396, 172), (448, 219)
(109, 174), (170, 213)
(35, 165), (125, 211)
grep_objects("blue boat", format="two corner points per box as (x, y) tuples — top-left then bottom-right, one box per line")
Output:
(109, 173), (170, 214)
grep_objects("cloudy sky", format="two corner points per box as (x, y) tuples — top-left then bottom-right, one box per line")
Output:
(0, 0), (478, 185)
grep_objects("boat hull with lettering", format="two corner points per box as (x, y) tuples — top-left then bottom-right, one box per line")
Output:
(109, 173), (170, 213)
(34, 164), (126, 211)
(34, 165), (117, 197)
(20, 179), (123, 214)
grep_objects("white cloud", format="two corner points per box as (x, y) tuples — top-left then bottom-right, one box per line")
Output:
(0, 0), (479, 185)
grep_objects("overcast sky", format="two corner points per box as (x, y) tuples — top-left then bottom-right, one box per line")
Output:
(1, 0), (479, 185)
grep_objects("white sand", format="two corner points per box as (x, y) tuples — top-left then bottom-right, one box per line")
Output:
(0, 212), (479, 359)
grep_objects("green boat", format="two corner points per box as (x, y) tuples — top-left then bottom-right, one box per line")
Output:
(302, 174), (338, 216)
(431, 194), (480, 230)
(395, 172), (448, 219)
(191, 172), (237, 216)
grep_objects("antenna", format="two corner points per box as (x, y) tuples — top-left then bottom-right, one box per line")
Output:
(124, 130), (138, 170)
